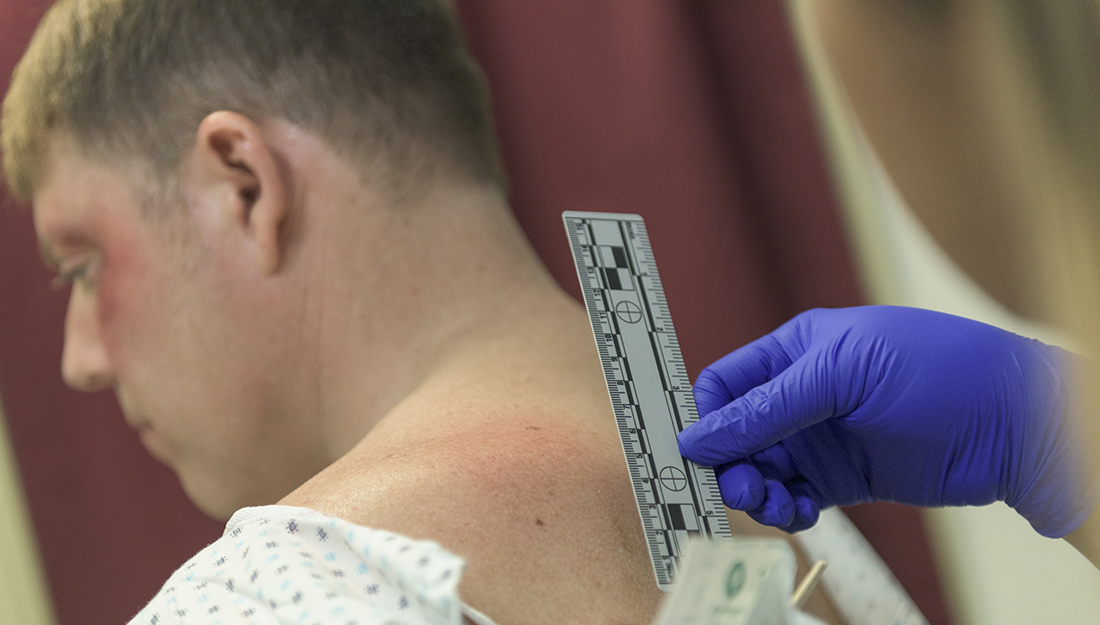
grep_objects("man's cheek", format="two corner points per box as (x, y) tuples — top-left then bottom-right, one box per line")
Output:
(96, 242), (156, 356)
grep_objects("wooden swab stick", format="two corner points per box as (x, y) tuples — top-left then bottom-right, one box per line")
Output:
(790, 560), (828, 610)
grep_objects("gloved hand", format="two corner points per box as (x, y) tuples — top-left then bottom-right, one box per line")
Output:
(678, 306), (1097, 536)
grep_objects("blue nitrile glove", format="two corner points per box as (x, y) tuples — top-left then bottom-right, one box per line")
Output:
(678, 306), (1098, 536)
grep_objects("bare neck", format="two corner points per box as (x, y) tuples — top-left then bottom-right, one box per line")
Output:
(309, 184), (586, 460)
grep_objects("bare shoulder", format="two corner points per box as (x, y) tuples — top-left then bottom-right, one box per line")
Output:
(281, 408), (662, 625)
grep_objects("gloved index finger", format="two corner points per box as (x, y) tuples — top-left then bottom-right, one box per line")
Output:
(681, 350), (837, 466)
(692, 329), (803, 418)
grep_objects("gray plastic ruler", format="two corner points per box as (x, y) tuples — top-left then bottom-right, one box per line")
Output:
(563, 211), (732, 591)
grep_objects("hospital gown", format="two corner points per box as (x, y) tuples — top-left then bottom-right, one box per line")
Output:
(128, 505), (498, 625)
(129, 505), (901, 625)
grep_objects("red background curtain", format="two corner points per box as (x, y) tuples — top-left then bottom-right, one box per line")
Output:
(0, 1), (949, 623)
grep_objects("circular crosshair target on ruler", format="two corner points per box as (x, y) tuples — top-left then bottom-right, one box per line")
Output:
(615, 300), (643, 324)
(659, 466), (687, 491)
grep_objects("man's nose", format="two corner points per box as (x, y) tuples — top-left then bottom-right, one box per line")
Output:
(61, 287), (114, 392)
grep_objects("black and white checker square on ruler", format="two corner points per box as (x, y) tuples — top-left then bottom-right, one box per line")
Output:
(598, 245), (633, 290)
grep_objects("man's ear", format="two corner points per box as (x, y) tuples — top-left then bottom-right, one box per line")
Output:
(190, 111), (288, 275)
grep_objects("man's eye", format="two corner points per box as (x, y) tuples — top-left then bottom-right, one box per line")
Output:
(52, 264), (98, 291)
(51, 266), (83, 290)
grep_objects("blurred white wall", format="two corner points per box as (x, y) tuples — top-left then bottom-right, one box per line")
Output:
(786, 1), (1100, 622)
(0, 399), (55, 625)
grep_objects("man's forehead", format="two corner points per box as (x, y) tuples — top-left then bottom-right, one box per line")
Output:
(31, 139), (134, 253)
(32, 147), (97, 232)
(33, 134), (144, 209)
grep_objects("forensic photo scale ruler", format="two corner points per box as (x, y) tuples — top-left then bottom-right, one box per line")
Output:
(563, 211), (732, 591)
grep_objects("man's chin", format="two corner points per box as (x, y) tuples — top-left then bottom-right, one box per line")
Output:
(177, 473), (241, 522)
(174, 465), (279, 522)
(136, 435), (235, 520)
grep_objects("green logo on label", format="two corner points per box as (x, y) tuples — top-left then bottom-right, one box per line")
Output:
(725, 561), (747, 599)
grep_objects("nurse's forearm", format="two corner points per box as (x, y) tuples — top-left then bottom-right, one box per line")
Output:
(1064, 503), (1100, 570)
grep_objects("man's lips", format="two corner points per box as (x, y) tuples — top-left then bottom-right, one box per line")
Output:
(137, 425), (172, 463)
(116, 390), (151, 433)
(117, 394), (165, 457)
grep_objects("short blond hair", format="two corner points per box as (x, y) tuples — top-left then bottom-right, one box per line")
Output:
(2, 0), (505, 202)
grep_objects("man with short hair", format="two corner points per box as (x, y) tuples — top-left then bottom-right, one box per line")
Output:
(3, 1), (843, 623)
(3, 1), (663, 622)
